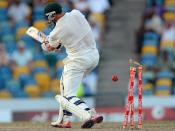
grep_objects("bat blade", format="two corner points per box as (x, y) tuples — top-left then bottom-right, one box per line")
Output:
(26, 26), (46, 43)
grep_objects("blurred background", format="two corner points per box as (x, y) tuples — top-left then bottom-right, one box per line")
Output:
(0, 0), (174, 123)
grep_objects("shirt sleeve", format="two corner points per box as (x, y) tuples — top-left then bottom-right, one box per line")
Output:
(48, 23), (64, 48)
(48, 33), (61, 48)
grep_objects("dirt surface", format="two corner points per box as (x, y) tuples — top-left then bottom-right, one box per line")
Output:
(0, 121), (175, 131)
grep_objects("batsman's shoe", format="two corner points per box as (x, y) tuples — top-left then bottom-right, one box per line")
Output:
(51, 121), (71, 128)
(81, 114), (103, 128)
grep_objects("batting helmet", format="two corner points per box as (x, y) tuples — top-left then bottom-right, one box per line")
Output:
(44, 2), (62, 24)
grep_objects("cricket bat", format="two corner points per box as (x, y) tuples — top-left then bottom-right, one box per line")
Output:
(26, 26), (62, 50)
(26, 26), (47, 43)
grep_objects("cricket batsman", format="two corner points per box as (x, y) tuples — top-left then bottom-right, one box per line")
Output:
(42, 2), (103, 128)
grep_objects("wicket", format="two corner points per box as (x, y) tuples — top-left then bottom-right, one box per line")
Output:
(122, 60), (143, 129)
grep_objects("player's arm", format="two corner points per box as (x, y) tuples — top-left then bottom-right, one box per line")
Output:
(41, 36), (62, 52)
(42, 42), (56, 52)
(41, 42), (61, 52)
(46, 43), (55, 51)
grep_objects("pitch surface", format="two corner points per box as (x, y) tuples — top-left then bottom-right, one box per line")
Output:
(0, 121), (175, 131)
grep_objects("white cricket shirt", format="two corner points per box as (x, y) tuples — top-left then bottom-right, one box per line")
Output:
(48, 9), (97, 58)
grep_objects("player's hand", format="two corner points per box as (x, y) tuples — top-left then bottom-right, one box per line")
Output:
(41, 42), (57, 52)
(41, 43), (49, 52)
(41, 36), (62, 52)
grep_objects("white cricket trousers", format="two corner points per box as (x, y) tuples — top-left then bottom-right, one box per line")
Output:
(60, 49), (99, 97)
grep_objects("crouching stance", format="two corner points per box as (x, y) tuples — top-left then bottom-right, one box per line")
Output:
(42, 2), (103, 128)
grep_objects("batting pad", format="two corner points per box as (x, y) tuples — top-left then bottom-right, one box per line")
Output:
(51, 103), (63, 126)
(55, 95), (91, 121)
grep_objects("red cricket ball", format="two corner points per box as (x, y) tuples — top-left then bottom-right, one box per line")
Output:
(112, 74), (118, 82)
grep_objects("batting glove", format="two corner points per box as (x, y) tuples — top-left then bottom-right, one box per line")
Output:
(41, 43), (49, 52)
